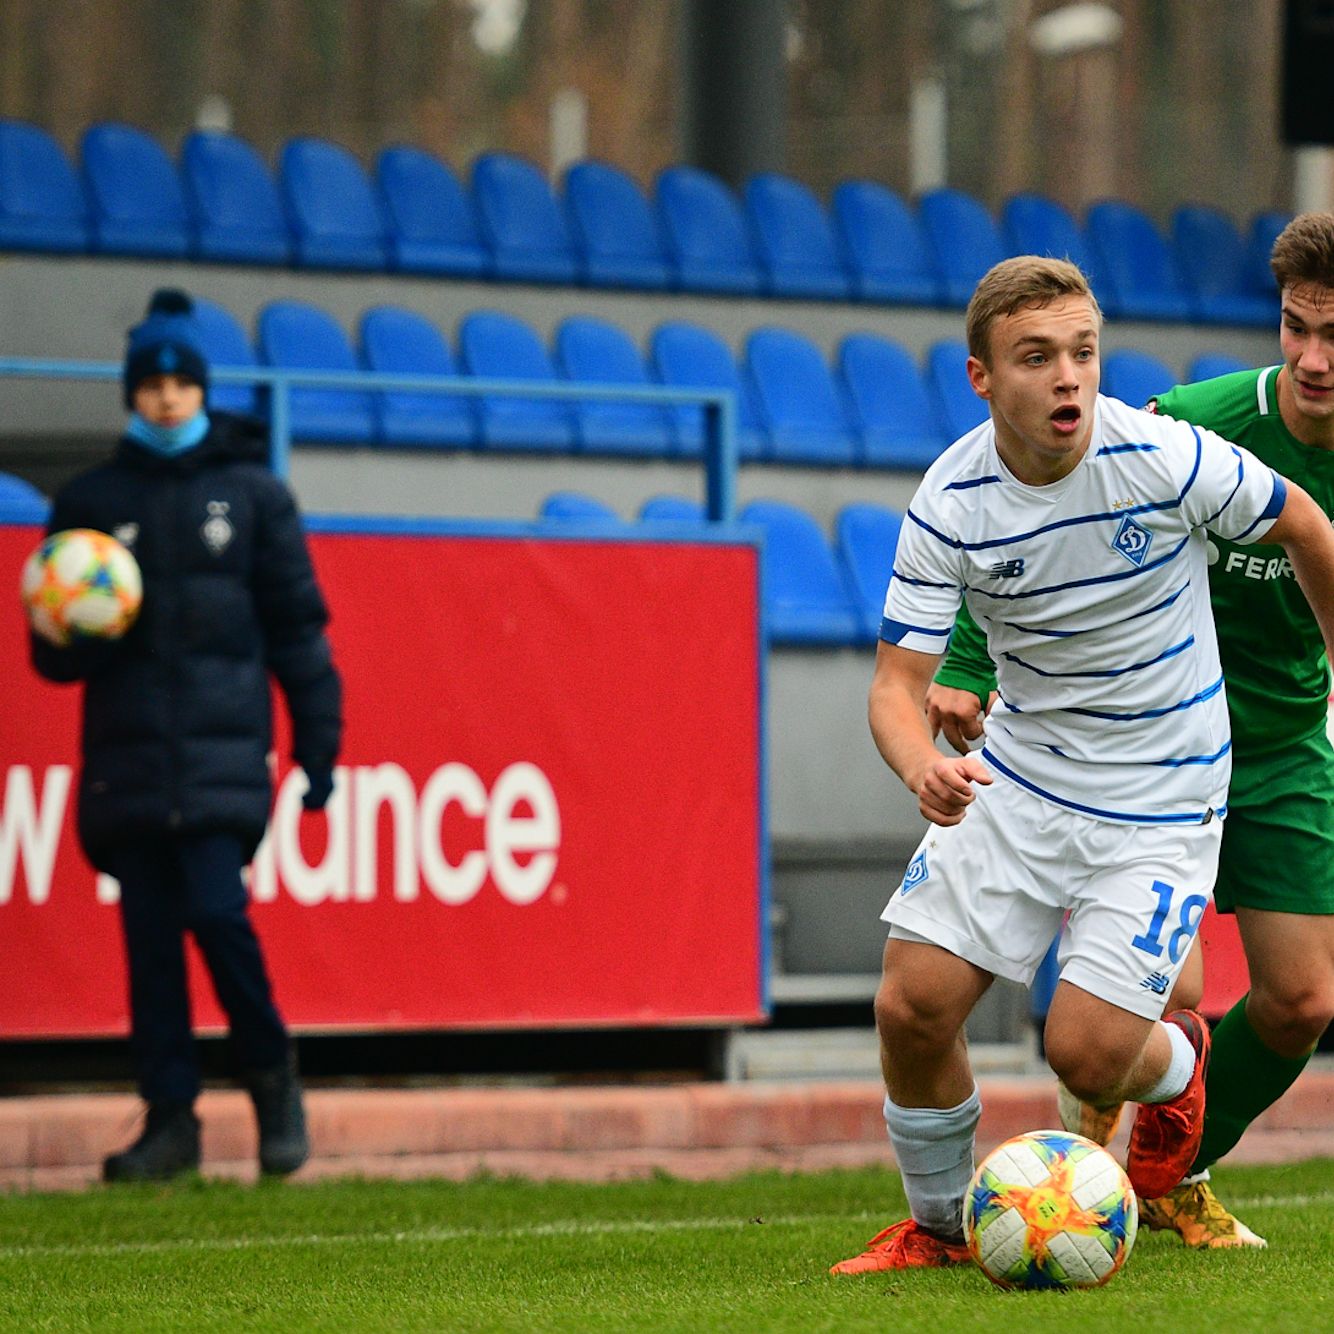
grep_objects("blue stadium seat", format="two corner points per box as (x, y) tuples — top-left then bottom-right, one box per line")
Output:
(192, 297), (261, 417)
(471, 151), (578, 285)
(1247, 210), (1290, 297)
(0, 470), (49, 523)
(838, 333), (947, 470)
(1173, 205), (1276, 328)
(918, 188), (1007, 307)
(563, 160), (671, 290)
(1001, 193), (1094, 276)
(655, 166), (762, 295)
(554, 315), (673, 457)
(744, 172), (851, 300)
(1188, 352), (1250, 382)
(256, 301), (376, 444)
(649, 320), (766, 461)
(376, 145), (487, 278)
(359, 305), (475, 448)
(831, 180), (940, 305)
(279, 137), (388, 271)
(181, 130), (289, 265)
(835, 502), (905, 643)
(0, 119), (89, 253)
(739, 499), (861, 645)
(638, 495), (706, 523)
(457, 310), (576, 452)
(1101, 348), (1176, 408)
(539, 491), (620, 522)
(80, 122), (190, 258)
(1085, 200), (1192, 322)
(925, 341), (988, 441)
(745, 327), (858, 465)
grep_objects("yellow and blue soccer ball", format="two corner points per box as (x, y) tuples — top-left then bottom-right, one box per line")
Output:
(964, 1129), (1137, 1290)
(20, 528), (143, 647)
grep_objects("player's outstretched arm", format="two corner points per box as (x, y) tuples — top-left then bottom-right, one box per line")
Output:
(1263, 480), (1334, 665)
(869, 641), (992, 827)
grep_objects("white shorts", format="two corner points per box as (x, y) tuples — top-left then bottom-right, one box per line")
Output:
(881, 775), (1222, 1019)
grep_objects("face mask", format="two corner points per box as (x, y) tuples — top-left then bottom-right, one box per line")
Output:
(126, 410), (211, 456)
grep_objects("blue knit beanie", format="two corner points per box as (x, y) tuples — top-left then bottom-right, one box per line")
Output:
(122, 288), (210, 408)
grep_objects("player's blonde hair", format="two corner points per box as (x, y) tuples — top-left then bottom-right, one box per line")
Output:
(965, 256), (1102, 365)
(1270, 212), (1334, 294)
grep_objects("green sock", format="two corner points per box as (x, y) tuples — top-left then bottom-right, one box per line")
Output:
(1192, 994), (1314, 1174)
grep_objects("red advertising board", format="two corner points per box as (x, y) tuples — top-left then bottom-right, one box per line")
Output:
(0, 521), (766, 1037)
(1196, 902), (1249, 1019)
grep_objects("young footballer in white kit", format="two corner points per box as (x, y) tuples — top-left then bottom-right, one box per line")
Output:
(832, 256), (1334, 1274)
(928, 213), (1334, 1250)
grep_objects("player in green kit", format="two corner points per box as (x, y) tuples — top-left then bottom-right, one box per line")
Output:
(927, 212), (1334, 1249)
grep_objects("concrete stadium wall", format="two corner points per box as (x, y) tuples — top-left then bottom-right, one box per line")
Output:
(290, 448), (923, 532)
(0, 253), (1274, 498)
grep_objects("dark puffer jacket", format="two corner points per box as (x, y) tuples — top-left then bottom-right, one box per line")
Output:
(31, 413), (342, 869)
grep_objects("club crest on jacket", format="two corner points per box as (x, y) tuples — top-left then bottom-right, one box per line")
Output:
(202, 501), (234, 555)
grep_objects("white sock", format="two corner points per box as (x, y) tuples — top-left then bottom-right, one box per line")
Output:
(883, 1087), (981, 1242)
(1139, 1019), (1196, 1104)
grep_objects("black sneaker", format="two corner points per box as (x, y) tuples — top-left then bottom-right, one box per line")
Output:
(243, 1051), (309, 1176)
(103, 1102), (201, 1183)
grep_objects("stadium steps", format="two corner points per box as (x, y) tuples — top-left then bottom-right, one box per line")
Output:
(2, 1065), (1332, 1193)
(719, 1028), (1039, 1082)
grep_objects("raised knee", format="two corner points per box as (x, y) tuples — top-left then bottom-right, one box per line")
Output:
(1044, 1031), (1124, 1105)
(875, 983), (957, 1054)
(1047, 1050), (1116, 1105)
(1055, 1069), (1118, 1106)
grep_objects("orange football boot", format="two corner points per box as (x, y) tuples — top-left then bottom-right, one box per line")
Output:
(1126, 1008), (1211, 1201)
(830, 1218), (971, 1275)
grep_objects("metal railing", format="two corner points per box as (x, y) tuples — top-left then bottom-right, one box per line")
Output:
(0, 359), (741, 521)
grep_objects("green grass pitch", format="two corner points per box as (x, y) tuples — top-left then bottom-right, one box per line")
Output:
(1, 1160), (1330, 1331)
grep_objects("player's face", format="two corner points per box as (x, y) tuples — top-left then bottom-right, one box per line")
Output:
(967, 297), (1100, 484)
(1278, 283), (1334, 440)
(132, 373), (204, 428)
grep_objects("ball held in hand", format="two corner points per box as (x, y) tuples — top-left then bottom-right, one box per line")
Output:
(20, 528), (143, 647)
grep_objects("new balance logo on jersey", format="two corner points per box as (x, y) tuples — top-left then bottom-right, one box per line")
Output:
(988, 558), (1025, 578)
(1112, 514), (1153, 567)
(901, 852), (929, 894)
(1139, 971), (1171, 995)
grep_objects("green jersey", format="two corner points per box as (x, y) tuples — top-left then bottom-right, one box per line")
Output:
(936, 369), (1334, 762)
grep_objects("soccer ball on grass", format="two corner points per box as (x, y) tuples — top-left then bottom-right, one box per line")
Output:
(20, 528), (143, 647)
(964, 1129), (1137, 1290)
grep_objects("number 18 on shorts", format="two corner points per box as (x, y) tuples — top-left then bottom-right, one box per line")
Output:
(882, 777), (1220, 1020)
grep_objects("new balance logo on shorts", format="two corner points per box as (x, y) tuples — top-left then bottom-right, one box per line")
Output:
(1139, 971), (1171, 995)
(988, 558), (1025, 578)
(902, 852), (929, 893)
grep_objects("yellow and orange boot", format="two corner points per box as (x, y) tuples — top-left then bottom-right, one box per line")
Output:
(1056, 1080), (1124, 1147)
(1140, 1180), (1267, 1249)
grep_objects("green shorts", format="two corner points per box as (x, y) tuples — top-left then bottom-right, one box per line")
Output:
(1216, 724), (1334, 915)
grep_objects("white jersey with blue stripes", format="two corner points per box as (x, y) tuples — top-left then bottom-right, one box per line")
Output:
(883, 394), (1287, 824)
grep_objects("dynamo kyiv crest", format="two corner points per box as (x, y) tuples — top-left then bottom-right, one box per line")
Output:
(1112, 514), (1153, 567)
(902, 852), (929, 894)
